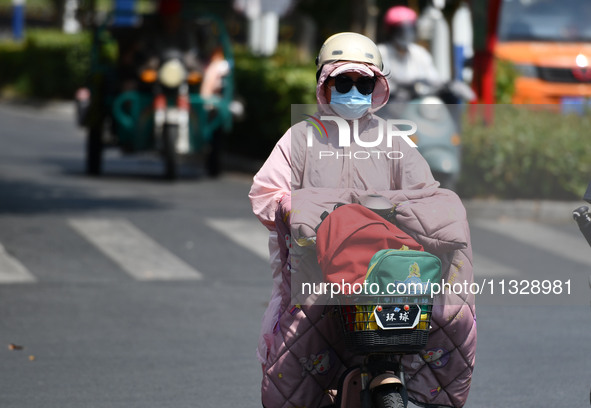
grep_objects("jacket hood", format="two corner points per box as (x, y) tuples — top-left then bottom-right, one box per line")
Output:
(316, 61), (390, 115)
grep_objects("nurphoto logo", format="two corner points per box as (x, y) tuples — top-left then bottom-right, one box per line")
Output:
(305, 115), (418, 160)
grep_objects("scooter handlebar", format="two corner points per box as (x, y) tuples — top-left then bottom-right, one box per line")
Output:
(446, 80), (477, 102)
(389, 79), (475, 103)
(573, 205), (591, 248)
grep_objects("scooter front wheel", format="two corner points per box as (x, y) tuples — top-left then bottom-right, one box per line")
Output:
(372, 385), (406, 408)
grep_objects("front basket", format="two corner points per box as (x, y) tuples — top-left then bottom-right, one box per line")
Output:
(339, 295), (433, 354)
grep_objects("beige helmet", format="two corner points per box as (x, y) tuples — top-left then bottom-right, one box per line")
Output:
(315, 32), (383, 74)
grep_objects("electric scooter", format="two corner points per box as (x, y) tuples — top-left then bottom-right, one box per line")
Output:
(332, 294), (433, 408)
(329, 195), (440, 408)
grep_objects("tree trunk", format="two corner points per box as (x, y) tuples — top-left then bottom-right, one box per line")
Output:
(50, 0), (65, 26)
(350, 0), (367, 34)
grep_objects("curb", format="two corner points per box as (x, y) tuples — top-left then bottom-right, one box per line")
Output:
(463, 199), (583, 222)
(0, 98), (75, 117)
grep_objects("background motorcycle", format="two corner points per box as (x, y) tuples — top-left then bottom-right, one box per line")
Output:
(572, 181), (591, 405)
(111, 46), (207, 180)
(572, 182), (591, 248)
(80, 12), (235, 180)
(381, 80), (474, 190)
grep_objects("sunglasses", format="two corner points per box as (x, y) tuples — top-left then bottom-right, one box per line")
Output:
(333, 74), (377, 95)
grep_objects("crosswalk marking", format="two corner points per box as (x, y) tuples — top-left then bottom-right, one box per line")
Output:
(206, 218), (586, 276)
(0, 243), (36, 284)
(205, 218), (270, 261)
(68, 218), (203, 281)
(473, 219), (591, 268)
(0, 216), (583, 285)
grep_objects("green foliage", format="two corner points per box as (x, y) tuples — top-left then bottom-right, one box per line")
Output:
(228, 44), (317, 159)
(0, 29), (91, 98)
(495, 59), (518, 104)
(0, 41), (27, 95)
(26, 29), (92, 97)
(0, 0), (56, 16)
(459, 105), (591, 200)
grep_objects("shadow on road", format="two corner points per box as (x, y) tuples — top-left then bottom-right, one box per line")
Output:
(0, 177), (168, 215)
(41, 153), (211, 183)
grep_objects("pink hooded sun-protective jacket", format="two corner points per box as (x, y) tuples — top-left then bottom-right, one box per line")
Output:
(249, 61), (476, 408)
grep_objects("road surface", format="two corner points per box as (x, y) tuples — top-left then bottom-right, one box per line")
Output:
(0, 102), (589, 407)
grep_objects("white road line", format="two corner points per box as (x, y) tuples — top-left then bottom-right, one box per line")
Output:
(473, 219), (591, 268)
(0, 243), (36, 284)
(68, 219), (203, 281)
(473, 253), (521, 278)
(205, 218), (269, 261)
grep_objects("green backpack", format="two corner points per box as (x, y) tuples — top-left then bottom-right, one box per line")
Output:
(365, 248), (442, 296)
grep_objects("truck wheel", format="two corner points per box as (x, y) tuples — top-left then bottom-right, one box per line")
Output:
(86, 124), (103, 176)
(163, 124), (178, 180)
(206, 129), (223, 178)
(372, 385), (406, 408)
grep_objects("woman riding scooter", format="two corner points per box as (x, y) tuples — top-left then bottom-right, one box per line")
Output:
(249, 32), (476, 407)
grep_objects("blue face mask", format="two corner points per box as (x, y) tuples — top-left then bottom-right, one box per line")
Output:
(329, 86), (372, 120)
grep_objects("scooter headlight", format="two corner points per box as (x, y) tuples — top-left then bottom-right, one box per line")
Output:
(159, 59), (187, 88)
(419, 96), (444, 121)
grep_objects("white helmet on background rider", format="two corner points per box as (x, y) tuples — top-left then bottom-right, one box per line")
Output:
(383, 6), (418, 52)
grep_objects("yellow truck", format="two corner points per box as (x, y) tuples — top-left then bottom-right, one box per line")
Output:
(495, 0), (591, 105)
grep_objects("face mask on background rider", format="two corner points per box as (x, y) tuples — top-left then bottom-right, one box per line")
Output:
(329, 73), (376, 120)
(383, 6), (418, 53)
(391, 22), (417, 52)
